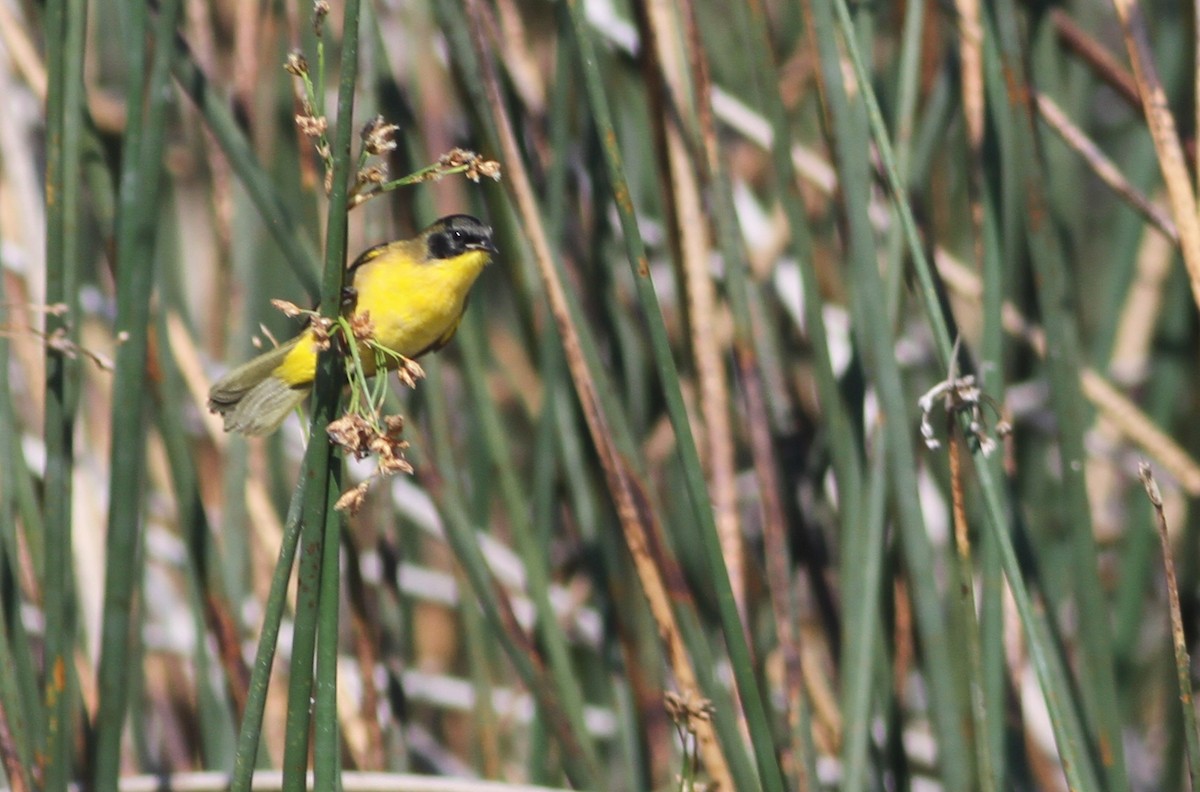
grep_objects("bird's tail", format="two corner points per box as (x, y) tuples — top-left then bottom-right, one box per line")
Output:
(208, 339), (310, 435)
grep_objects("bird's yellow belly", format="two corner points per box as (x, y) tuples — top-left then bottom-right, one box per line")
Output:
(270, 249), (486, 388)
(365, 283), (463, 358)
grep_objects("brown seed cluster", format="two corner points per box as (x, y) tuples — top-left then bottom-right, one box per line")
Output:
(328, 412), (413, 515)
(347, 117), (403, 206)
(309, 316), (333, 351)
(361, 116), (400, 156)
(296, 114), (328, 139)
(323, 313), (422, 514)
(357, 164), (387, 186)
(284, 52), (308, 78)
(664, 690), (715, 733)
(438, 148), (502, 182)
(270, 298), (305, 318)
(393, 357), (425, 389)
(348, 311), (375, 342)
(312, 0), (330, 34)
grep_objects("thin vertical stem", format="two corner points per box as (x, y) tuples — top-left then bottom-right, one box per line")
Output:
(0, 697), (29, 792)
(91, 0), (182, 786)
(732, 0), (865, 538)
(230, 460), (310, 792)
(280, 0), (362, 787)
(40, 0), (85, 777)
(840, 437), (889, 791)
(985, 5), (1128, 788)
(948, 430), (997, 792)
(808, 1), (971, 785)
(1110, 0), (1200, 311)
(1139, 464), (1200, 792)
(312, 481), (343, 790)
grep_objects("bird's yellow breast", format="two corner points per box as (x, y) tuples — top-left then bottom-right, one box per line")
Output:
(272, 246), (490, 387)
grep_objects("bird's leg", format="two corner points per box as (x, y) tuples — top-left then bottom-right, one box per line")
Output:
(340, 285), (359, 311)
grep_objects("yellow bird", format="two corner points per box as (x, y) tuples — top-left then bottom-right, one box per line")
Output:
(208, 214), (497, 435)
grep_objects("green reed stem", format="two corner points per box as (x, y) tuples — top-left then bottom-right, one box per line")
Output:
(279, 0), (362, 788)
(91, 0), (182, 786)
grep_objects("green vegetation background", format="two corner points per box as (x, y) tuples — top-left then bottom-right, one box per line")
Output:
(2, 0), (1199, 790)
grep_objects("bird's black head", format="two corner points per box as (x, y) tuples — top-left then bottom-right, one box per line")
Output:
(425, 214), (498, 261)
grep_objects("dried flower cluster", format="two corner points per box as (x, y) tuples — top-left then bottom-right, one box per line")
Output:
(361, 116), (400, 156)
(392, 356), (425, 389)
(918, 372), (1010, 456)
(270, 298), (306, 319)
(345, 116), (402, 205)
(296, 114), (328, 139)
(283, 52), (308, 78)
(284, 47), (333, 192)
(347, 124), (401, 206)
(664, 690), (715, 734)
(438, 148), (503, 183)
(312, 0), (330, 35)
(285, 39), (501, 205)
(44, 327), (116, 371)
(664, 690), (715, 792)
(271, 298), (333, 351)
(329, 412), (413, 514)
(333, 313), (421, 515)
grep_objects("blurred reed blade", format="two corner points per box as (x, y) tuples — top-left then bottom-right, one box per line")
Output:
(415, 361), (603, 789)
(456, 308), (603, 774)
(0, 296), (36, 791)
(947, 432), (997, 792)
(0, 554), (33, 789)
(1140, 465), (1200, 792)
(150, 310), (241, 763)
(0, 280), (43, 779)
(555, 2), (784, 788)
(447, 0), (761, 788)
(728, 0), (867, 527)
(41, 0), (87, 783)
(839, 437), (889, 790)
(976, 147), (1009, 792)
(230, 459), (311, 792)
(0, 627), (33, 792)
(984, 4), (1128, 789)
(92, 0), (184, 788)
(805, 1), (973, 787)
(672, 4), (829, 767)
(172, 41), (322, 300)
(1110, 0), (1200, 311)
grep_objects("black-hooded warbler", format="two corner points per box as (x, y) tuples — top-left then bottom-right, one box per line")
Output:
(208, 214), (497, 435)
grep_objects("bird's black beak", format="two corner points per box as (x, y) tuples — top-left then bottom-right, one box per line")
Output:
(468, 231), (499, 256)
